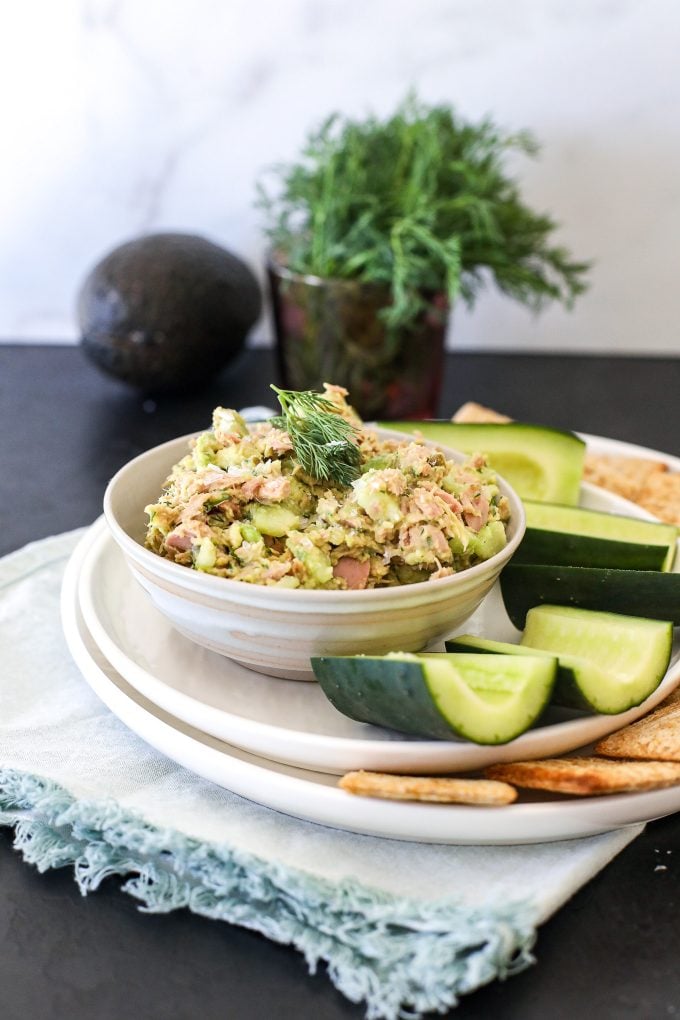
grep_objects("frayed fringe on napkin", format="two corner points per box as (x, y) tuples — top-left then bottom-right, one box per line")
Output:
(0, 768), (535, 1020)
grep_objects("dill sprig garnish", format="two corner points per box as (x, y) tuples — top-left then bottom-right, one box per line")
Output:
(270, 385), (361, 486)
(257, 93), (590, 331)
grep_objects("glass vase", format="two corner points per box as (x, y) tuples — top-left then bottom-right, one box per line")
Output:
(267, 259), (448, 420)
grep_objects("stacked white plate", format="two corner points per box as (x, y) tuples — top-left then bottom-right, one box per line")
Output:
(61, 434), (680, 845)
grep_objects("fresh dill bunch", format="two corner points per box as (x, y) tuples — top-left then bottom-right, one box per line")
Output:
(257, 93), (590, 331)
(270, 385), (361, 486)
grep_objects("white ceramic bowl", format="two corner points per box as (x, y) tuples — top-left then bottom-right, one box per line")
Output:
(103, 429), (526, 680)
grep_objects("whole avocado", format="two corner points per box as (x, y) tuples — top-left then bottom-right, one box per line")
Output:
(78, 232), (262, 392)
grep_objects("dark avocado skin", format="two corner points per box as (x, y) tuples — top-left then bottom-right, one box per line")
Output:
(78, 233), (262, 393)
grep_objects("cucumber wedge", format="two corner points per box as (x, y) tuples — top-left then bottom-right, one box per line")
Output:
(446, 634), (539, 656)
(445, 634), (565, 671)
(515, 500), (677, 571)
(311, 652), (557, 744)
(445, 632), (577, 690)
(379, 421), (585, 504)
(447, 617), (672, 714)
(521, 605), (673, 713)
(500, 563), (680, 629)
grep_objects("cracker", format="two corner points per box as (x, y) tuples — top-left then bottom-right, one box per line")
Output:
(582, 453), (668, 503)
(595, 687), (680, 761)
(339, 770), (517, 805)
(485, 756), (680, 796)
(451, 402), (512, 424)
(636, 471), (680, 527)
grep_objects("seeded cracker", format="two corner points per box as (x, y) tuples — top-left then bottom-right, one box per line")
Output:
(486, 756), (680, 796)
(595, 687), (680, 762)
(339, 771), (517, 805)
(635, 471), (680, 527)
(582, 453), (668, 505)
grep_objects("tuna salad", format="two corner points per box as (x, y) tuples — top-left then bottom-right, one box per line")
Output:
(144, 384), (511, 590)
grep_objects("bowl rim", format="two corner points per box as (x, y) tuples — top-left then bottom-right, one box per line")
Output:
(103, 426), (526, 603)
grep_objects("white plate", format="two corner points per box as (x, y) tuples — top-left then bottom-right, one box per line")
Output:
(61, 523), (680, 845)
(578, 431), (680, 473)
(77, 462), (680, 775)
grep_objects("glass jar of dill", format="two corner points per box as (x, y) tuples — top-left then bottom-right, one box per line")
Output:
(267, 258), (448, 420)
(259, 95), (588, 418)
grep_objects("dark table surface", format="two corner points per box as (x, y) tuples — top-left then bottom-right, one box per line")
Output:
(1, 343), (679, 1020)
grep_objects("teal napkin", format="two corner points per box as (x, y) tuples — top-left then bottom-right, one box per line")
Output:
(0, 531), (641, 1019)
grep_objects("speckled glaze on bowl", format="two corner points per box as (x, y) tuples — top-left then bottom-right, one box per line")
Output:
(103, 429), (526, 680)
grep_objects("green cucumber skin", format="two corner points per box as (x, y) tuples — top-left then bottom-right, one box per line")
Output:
(523, 499), (677, 540)
(446, 622), (673, 715)
(445, 636), (528, 656)
(518, 501), (677, 571)
(541, 620), (671, 713)
(311, 657), (456, 740)
(500, 564), (680, 630)
(378, 420), (585, 504)
(445, 636), (582, 710)
(549, 671), (614, 713)
(380, 420), (584, 447)
(550, 672), (656, 715)
(522, 607), (674, 716)
(448, 632), (579, 689)
(312, 655), (556, 744)
(513, 530), (670, 571)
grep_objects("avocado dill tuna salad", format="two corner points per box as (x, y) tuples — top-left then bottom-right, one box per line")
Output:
(144, 384), (511, 590)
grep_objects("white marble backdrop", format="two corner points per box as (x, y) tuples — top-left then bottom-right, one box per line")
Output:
(1, 0), (679, 353)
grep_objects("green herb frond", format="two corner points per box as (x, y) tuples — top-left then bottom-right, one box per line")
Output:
(257, 94), (590, 330)
(270, 386), (361, 487)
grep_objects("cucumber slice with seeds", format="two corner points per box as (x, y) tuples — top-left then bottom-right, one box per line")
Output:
(521, 605), (673, 713)
(515, 500), (677, 571)
(446, 633), (580, 707)
(447, 614), (673, 715)
(312, 652), (557, 744)
(446, 634), (565, 674)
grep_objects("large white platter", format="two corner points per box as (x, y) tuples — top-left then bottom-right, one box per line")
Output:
(77, 455), (680, 775)
(61, 521), (680, 846)
(578, 431), (680, 472)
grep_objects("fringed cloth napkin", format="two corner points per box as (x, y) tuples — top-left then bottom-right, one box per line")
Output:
(0, 531), (641, 1019)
